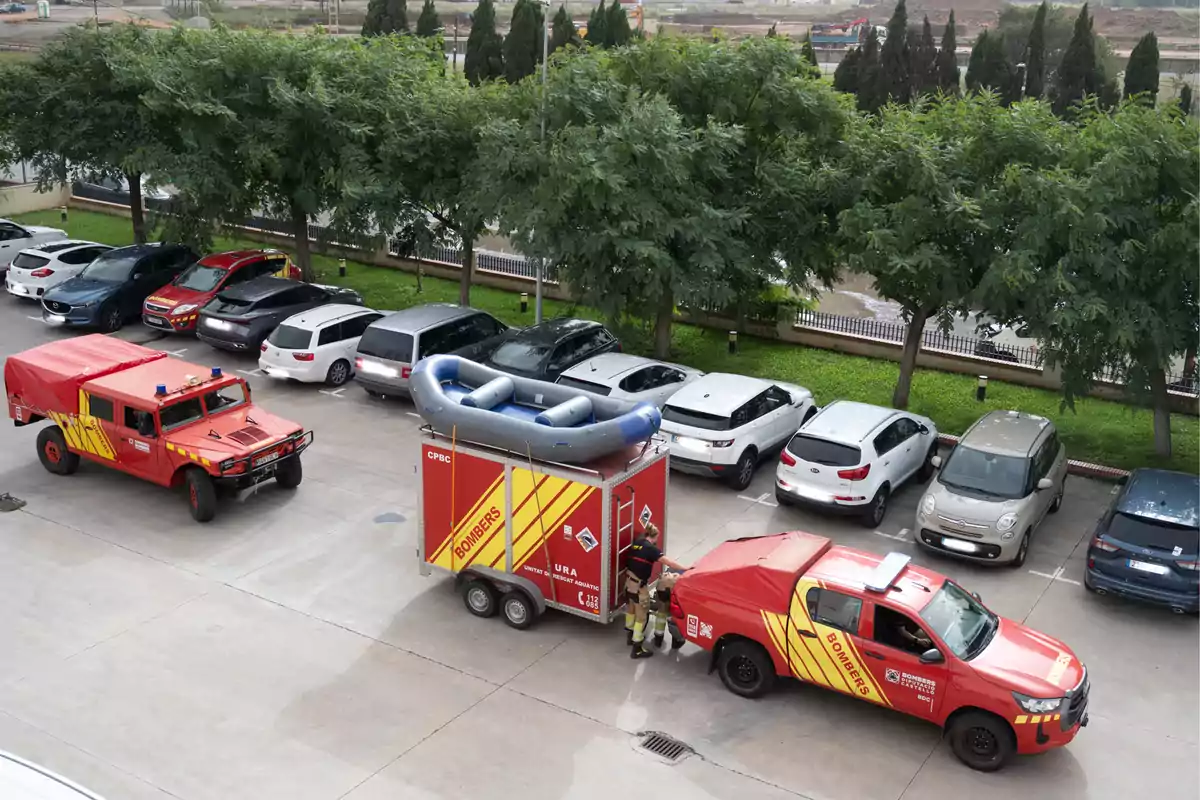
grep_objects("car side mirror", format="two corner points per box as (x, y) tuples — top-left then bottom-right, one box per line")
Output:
(918, 648), (944, 665)
(1037, 477), (1054, 491)
(931, 455), (942, 468)
(971, 591), (982, 602)
(918, 423), (929, 435)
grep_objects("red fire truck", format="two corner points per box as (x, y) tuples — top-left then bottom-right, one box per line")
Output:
(418, 426), (670, 629)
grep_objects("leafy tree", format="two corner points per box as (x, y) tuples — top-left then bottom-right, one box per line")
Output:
(388, 0), (410, 33)
(585, 0), (608, 48)
(1024, 1), (1048, 99)
(936, 11), (960, 95)
(504, 0), (544, 83)
(0, 26), (174, 244)
(1124, 31), (1159, 105)
(606, 0), (632, 47)
(855, 27), (883, 112)
(1054, 4), (1104, 115)
(966, 29), (1011, 99)
(985, 104), (1199, 458)
(801, 32), (820, 74)
(833, 46), (861, 94)
(465, 0), (504, 85)
(416, 0), (440, 36)
(549, 5), (578, 52)
(878, 0), (911, 105)
(909, 16), (938, 96)
(1181, 83), (1193, 116)
(363, 0), (409, 34)
(838, 94), (1067, 409)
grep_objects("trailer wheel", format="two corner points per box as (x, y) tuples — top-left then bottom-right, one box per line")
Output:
(186, 468), (217, 523)
(462, 578), (499, 618)
(500, 590), (536, 630)
(275, 456), (303, 489)
(716, 640), (776, 699)
(37, 426), (79, 476)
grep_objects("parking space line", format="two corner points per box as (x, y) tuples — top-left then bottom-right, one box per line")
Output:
(26, 315), (43, 322)
(1029, 566), (1082, 586)
(165, 348), (188, 357)
(405, 412), (421, 418)
(238, 368), (264, 377)
(319, 388), (347, 399)
(737, 493), (778, 508)
(874, 528), (908, 542)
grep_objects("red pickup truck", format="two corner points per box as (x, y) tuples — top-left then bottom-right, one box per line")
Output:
(669, 531), (1089, 771)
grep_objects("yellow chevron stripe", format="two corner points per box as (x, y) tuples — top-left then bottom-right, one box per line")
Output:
(512, 478), (595, 571)
(430, 476), (508, 572)
(788, 584), (851, 693)
(428, 472), (507, 565)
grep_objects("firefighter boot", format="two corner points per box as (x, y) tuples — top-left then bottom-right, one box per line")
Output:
(653, 634), (665, 649)
(626, 628), (635, 646)
(631, 643), (655, 659)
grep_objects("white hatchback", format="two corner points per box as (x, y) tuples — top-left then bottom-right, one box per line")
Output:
(775, 400), (938, 528)
(555, 353), (704, 407)
(660, 372), (815, 491)
(259, 304), (385, 386)
(5, 240), (113, 300)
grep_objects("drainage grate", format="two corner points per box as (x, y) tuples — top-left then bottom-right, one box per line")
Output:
(0, 493), (26, 512)
(635, 731), (692, 764)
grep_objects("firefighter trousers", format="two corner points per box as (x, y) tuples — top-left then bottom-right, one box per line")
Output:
(624, 576), (650, 644)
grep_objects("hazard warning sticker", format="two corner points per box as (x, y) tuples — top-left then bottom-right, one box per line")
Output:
(640, 504), (653, 527)
(576, 527), (598, 552)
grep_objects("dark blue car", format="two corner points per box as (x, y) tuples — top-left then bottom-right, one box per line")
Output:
(41, 243), (197, 332)
(1086, 468), (1199, 614)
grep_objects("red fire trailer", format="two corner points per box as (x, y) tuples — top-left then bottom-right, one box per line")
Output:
(418, 426), (671, 629)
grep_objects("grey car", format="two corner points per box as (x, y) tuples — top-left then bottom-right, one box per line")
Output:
(915, 410), (1068, 566)
(353, 303), (508, 397)
(196, 276), (363, 353)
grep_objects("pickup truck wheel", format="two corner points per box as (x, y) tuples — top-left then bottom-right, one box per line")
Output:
(717, 640), (776, 698)
(99, 302), (123, 333)
(949, 711), (1015, 772)
(462, 578), (499, 618)
(500, 590), (536, 630)
(186, 468), (217, 523)
(275, 456), (303, 489)
(37, 426), (79, 475)
(860, 486), (889, 528)
(727, 449), (757, 491)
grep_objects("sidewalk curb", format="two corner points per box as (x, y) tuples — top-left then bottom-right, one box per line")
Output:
(936, 433), (1129, 482)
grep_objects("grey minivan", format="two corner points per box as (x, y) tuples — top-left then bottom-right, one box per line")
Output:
(353, 303), (508, 396)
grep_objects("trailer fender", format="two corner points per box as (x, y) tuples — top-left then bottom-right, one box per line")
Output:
(456, 566), (547, 617)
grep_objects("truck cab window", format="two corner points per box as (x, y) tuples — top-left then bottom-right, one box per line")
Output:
(805, 587), (863, 633)
(874, 605), (934, 656)
(85, 393), (115, 423)
(124, 406), (157, 437)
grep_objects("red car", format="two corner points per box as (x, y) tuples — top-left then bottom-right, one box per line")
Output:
(669, 531), (1089, 772)
(142, 249), (298, 334)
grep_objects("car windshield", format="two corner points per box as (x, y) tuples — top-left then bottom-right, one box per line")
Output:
(202, 382), (247, 415)
(160, 397), (204, 431)
(268, 324), (312, 350)
(662, 405), (732, 431)
(79, 251), (141, 282)
(488, 341), (551, 373)
(938, 445), (1028, 499)
(174, 263), (225, 292)
(556, 375), (612, 396)
(1108, 512), (1199, 555)
(919, 581), (998, 660)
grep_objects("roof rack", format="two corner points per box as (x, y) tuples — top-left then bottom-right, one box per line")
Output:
(864, 552), (911, 593)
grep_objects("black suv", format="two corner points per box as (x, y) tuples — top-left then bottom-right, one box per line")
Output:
(196, 276), (363, 352)
(456, 318), (621, 382)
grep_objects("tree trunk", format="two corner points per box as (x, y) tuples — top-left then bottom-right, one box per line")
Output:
(126, 171), (146, 245)
(653, 283), (674, 359)
(290, 201), (313, 282)
(892, 305), (930, 410)
(1149, 366), (1172, 459)
(460, 235), (473, 306)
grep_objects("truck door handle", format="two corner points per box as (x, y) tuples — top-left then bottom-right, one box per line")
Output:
(863, 650), (886, 660)
(799, 630), (817, 639)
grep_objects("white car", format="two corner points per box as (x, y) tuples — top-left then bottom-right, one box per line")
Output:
(0, 749), (105, 799)
(259, 304), (386, 386)
(5, 240), (113, 299)
(555, 353), (704, 407)
(660, 372), (816, 491)
(0, 218), (68, 273)
(775, 400), (938, 528)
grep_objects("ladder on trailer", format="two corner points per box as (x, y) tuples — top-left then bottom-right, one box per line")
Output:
(613, 487), (637, 608)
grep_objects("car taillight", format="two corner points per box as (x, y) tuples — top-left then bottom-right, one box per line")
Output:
(1177, 560), (1200, 571)
(401, 366), (412, 379)
(293, 352), (314, 362)
(669, 593), (683, 620)
(837, 464), (871, 481)
(260, 342), (268, 352)
(30, 268), (53, 278)
(615, 342), (623, 352)
(780, 450), (797, 467)
(355, 357), (363, 369)
(1091, 535), (1120, 553)
(711, 439), (734, 448)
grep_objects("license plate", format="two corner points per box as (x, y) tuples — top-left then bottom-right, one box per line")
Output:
(145, 316), (169, 328)
(45, 313), (65, 324)
(10, 284), (26, 295)
(1128, 559), (1170, 575)
(942, 537), (977, 554)
(263, 367), (288, 379)
(253, 451), (281, 467)
(205, 318), (232, 331)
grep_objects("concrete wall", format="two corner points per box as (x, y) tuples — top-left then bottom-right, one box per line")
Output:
(1, 182), (70, 217)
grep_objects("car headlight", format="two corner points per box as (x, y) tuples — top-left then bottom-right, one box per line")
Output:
(77, 300), (98, 308)
(920, 494), (936, 516)
(996, 512), (1018, 532)
(1013, 692), (1063, 714)
(172, 303), (198, 315)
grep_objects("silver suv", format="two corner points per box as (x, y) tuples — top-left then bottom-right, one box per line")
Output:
(915, 410), (1067, 566)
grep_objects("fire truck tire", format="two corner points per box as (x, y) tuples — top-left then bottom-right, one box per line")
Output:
(186, 468), (217, 523)
(500, 590), (536, 630)
(461, 578), (499, 618)
(716, 640), (776, 698)
(37, 426), (79, 475)
(275, 456), (303, 489)
(948, 710), (1015, 772)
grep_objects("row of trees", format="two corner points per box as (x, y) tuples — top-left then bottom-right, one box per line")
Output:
(0, 27), (1194, 456)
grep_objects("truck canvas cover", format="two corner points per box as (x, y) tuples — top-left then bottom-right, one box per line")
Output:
(685, 531), (832, 614)
(5, 334), (167, 414)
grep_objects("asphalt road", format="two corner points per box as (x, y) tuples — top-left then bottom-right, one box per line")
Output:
(0, 297), (1196, 800)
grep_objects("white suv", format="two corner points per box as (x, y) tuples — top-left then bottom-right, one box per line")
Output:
(775, 400), (939, 527)
(660, 373), (815, 491)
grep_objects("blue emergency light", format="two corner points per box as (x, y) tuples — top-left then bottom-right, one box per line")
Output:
(155, 384), (167, 396)
(211, 367), (222, 379)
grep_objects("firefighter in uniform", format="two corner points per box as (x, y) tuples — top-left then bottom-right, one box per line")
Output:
(649, 569), (685, 650)
(625, 523), (686, 659)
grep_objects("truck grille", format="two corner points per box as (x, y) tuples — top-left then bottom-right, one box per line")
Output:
(1062, 669), (1089, 730)
(227, 425), (271, 446)
(145, 301), (172, 314)
(43, 299), (70, 314)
